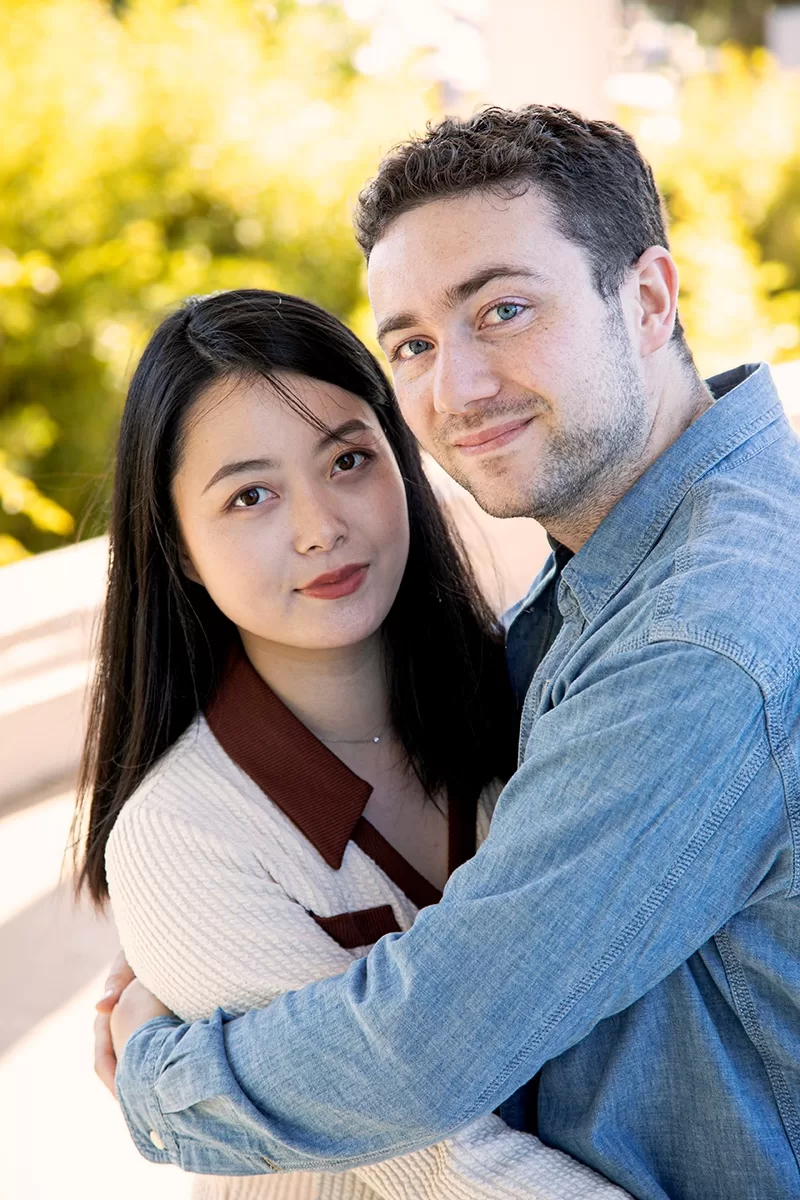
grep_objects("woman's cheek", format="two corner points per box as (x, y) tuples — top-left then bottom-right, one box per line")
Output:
(368, 474), (411, 592)
(386, 472), (412, 559)
(199, 525), (283, 631)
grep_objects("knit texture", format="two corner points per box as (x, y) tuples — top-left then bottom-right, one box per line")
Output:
(106, 716), (630, 1200)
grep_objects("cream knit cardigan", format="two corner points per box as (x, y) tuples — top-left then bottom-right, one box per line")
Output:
(106, 715), (630, 1200)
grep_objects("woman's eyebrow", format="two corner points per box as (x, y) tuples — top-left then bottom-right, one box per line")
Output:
(203, 457), (279, 493)
(202, 422), (372, 492)
(315, 419), (372, 452)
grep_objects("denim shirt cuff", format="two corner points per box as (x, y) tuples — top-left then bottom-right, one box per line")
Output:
(116, 1009), (293, 1176)
(116, 1015), (183, 1165)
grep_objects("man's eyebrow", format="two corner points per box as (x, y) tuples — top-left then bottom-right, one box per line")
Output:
(443, 265), (552, 309)
(203, 457), (279, 493)
(375, 265), (551, 344)
(376, 311), (420, 344)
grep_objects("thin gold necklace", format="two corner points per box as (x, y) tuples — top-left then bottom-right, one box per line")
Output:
(320, 730), (385, 746)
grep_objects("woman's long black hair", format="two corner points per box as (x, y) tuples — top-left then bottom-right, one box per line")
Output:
(74, 289), (517, 905)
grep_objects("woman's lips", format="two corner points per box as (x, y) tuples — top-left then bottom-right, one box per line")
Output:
(297, 563), (369, 600)
(453, 417), (533, 456)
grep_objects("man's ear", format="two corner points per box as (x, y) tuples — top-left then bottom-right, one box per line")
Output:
(630, 245), (679, 359)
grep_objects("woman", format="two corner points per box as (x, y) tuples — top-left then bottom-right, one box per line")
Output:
(76, 289), (629, 1200)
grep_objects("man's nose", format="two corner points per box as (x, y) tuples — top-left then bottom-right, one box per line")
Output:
(291, 487), (347, 555)
(431, 338), (502, 415)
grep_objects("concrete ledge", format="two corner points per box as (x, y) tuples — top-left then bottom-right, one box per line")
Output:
(773, 359), (800, 426)
(0, 538), (108, 807)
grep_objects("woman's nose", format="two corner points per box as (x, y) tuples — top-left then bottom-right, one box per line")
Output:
(291, 490), (348, 554)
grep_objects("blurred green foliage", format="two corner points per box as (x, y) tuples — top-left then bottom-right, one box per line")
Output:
(0, 0), (432, 562)
(3, 6), (800, 565)
(628, 46), (800, 378)
(650, 1), (798, 48)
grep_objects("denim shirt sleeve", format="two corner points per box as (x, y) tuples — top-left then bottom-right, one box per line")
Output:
(115, 639), (791, 1176)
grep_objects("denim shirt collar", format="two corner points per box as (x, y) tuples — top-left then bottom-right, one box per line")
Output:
(548, 363), (785, 624)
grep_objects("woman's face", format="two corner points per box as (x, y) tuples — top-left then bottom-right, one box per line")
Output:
(172, 371), (411, 653)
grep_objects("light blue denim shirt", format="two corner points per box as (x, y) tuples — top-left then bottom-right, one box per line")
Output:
(116, 363), (800, 1200)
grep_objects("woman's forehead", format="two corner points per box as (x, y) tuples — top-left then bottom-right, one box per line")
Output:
(181, 372), (379, 465)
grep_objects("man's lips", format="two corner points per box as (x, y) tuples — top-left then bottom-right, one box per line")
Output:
(452, 417), (534, 455)
(297, 563), (369, 599)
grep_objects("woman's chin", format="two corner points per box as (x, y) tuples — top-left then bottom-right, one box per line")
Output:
(240, 608), (389, 656)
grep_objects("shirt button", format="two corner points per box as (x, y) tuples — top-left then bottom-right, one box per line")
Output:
(149, 1130), (166, 1151)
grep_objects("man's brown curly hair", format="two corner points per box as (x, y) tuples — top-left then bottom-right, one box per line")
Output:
(355, 104), (690, 354)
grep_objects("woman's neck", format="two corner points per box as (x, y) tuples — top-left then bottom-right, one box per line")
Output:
(239, 628), (391, 744)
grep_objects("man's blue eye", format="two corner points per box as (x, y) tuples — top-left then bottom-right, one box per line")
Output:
(496, 303), (522, 321)
(395, 337), (433, 361)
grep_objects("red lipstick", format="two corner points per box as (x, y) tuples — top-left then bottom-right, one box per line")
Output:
(297, 563), (369, 600)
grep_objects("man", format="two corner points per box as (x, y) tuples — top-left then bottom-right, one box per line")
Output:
(98, 106), (800, 1199)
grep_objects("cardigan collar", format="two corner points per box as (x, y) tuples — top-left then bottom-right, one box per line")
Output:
(204, 644), (373, 871)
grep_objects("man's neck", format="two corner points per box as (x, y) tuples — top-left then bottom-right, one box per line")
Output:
(239, 628), (391, 744)
(548, 364), (714, 554)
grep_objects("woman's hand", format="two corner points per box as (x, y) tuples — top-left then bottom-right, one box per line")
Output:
(110, 979), (174, 1063)
(93, 951), (173, 1097)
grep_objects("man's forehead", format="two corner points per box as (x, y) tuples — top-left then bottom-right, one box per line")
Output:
(372, 190), (539, 257)
(367, 189), (570, 315)
(371, 262), (554, 344)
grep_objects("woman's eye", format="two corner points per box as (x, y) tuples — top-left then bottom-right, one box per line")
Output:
(332, 450), (368, 474)
(232, 485), (272, 509)
(484, 302), (525, 325)
(395, 338), (433, 361)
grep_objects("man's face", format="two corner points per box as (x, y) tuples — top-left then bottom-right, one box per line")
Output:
(368, 188), (653, 523)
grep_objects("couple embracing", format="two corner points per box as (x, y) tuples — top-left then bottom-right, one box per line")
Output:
(79, 105), (800, 1200)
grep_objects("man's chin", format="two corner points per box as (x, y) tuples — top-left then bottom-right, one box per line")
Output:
(424, 449), (537, 519)
(456, 471), (536, 520)
(475, 493), (536, 520)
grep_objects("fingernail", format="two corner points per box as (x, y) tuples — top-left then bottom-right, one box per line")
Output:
(101, 988), (115, 1000)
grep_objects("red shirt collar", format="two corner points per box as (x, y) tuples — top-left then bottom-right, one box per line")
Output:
(205, 645), (372, 871)
(204, 645), (476, 913)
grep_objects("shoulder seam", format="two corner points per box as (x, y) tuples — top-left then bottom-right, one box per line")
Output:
(648, 622), (781, 696)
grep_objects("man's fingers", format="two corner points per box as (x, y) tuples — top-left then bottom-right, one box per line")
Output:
(94, 1010), (118, 1097)
(96, 989), (124, 1014)
(96, 949), (135, 1012)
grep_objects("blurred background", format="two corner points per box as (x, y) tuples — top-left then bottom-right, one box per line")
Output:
(2, 1), (800, 1196)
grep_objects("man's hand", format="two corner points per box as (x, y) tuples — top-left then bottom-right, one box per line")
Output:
(93, 951), (173, 1098)
(94, 950), (136, 1097)
(110, 980), (174, 1064)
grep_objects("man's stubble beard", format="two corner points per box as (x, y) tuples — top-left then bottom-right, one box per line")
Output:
(432, 305), (653, 526)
